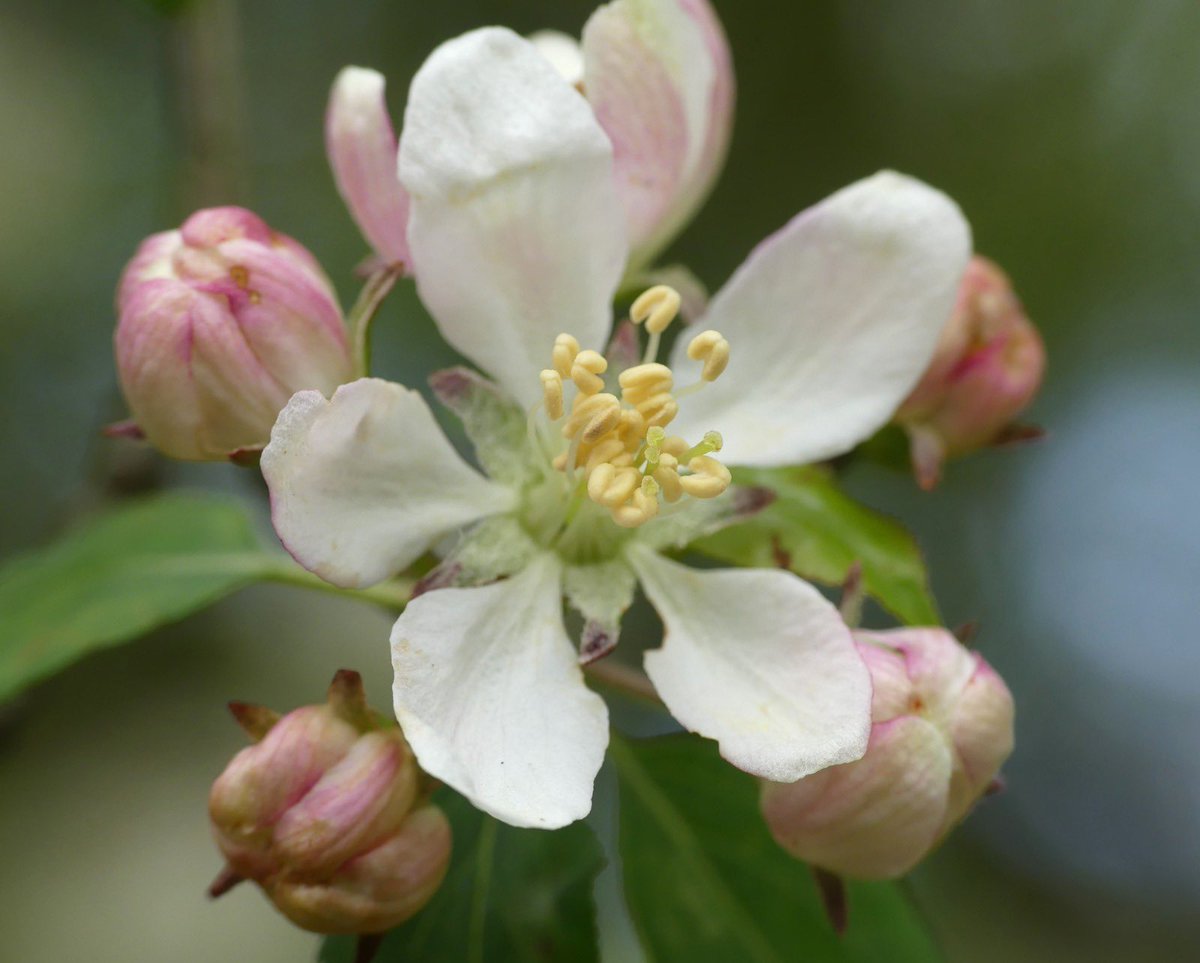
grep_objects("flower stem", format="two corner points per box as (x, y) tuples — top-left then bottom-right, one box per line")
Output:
(263, 562), (413, 612)
(585, 659), (663, 706)
(349, 267), (401, 378)
(468, 817), (498, 963)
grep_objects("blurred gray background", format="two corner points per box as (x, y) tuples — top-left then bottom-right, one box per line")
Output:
(1, 0), (1198, 960)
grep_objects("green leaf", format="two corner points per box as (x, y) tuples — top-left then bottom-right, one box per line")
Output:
(0, 493), (278, 703)
(611, 734), (942, 963)
(691, 466), (939, 625)
(321, 790), (604, 963)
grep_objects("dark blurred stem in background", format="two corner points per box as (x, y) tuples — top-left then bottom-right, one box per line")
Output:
(163, 0), (248, 210)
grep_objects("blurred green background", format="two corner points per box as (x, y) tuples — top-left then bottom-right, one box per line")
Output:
(2, 0), (1198, 960)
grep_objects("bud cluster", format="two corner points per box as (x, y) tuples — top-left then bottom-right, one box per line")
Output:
(208, 670), (450, 935)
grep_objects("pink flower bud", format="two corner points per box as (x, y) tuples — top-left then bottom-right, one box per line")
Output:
(760, 629), (1014, 880)
(325, 67), (411, 270)
(208, 671), (451, 935)
(895, 256), (1046, 489)
(114, 207), (352, 461)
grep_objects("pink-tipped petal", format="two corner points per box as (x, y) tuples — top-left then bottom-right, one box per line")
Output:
(582, 0), (733, 266)
(326, 67), (411, 268)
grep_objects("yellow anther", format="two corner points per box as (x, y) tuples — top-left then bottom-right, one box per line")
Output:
(615, 408), (647, 450)
(583, 434), (628, 474)
(610, 476), (661, 528)
(571, 349), (608, 395)
(661, 434), (689, 458)
(687, 330), (731, 381)
(582, 403), (621, 443)
(630, 285), (682, 335)
(587, 463), (641, 508)
(562, 392), (620, 441)
(540, 369), (564, 420)
(638, 394), (679, 429)
(552, 334), (580, 379)
(618, 363), (672, 391)
(619, 364), (673, 411)
(653, 453), (683, 503)
(679, 455), (732, 499)
(538, 325), (733, 526)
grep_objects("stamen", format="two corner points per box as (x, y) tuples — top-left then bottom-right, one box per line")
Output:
(582, 403), (621, 444)
(611, 476), (661, 528)
(686, 329), (731, 381)
(536, 310), (733, 531)
(618, 363), (673, 394)
(562, 392), (621, 445)
(661, 434), (689, 458)
(653, 453), (683, 503)
(587, 463), (641, 507)
(630, 285), (682, 365)
(584, 435), (628, 474)
(571, 349), (608, 395)
(679, 455), (732, 499)
(553, 334), (580, 379)
(540, 369), (564, 420)
(619, 364), (677, 429)
(630, 285), (681, 335)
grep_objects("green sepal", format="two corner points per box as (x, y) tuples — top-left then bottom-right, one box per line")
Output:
(690, 466), (939, 625)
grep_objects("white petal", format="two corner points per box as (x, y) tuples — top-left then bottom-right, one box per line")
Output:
(629, 545), (871, 781)
(528, 29), (584, 87)
(399, 28), (627, 405)
(669, 171), (972, 466)
(262, 379), (514, 588)
(391, 553), (609, 829)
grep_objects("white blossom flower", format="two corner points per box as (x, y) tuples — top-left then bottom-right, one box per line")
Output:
(263, 27), (970, 829)
(326, 0), (732, 275)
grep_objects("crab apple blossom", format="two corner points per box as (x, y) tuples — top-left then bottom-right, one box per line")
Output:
(896, 255), (1046, 489)
(114, 206), (352, 461)
(325, 0), (732, 275)
(208, 670), (450, 935)
(760, 628), (1015, 881)
(262, 26), (971, 830)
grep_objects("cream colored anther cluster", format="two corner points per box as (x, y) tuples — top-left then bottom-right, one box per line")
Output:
(538, 285), (733, 529)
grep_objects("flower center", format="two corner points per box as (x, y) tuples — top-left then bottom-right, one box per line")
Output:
(533, 284), (732, 532)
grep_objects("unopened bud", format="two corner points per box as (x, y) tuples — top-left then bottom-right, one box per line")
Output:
(761, 628), (1014, 880)
(208, 670), (450, 935)
(115, 207), (352, 461)
(895, 256), (1046, 488)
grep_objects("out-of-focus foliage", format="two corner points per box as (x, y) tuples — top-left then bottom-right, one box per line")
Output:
(693, 466), (939, 625)
(611, 734), (942, 962)
(0, 493), (277, 703)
